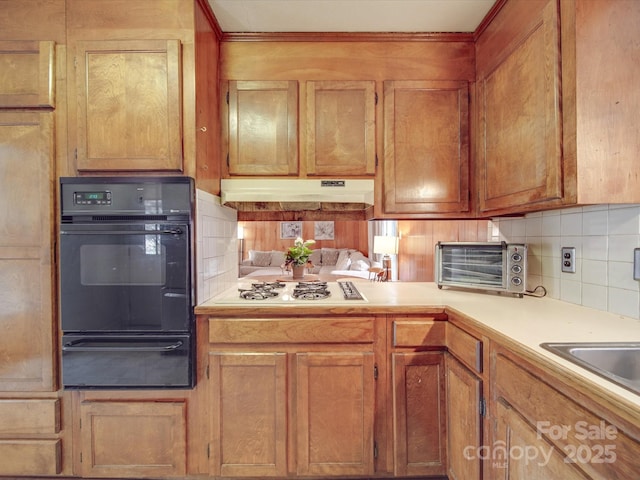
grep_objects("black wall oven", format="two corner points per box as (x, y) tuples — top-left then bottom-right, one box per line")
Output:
(59, 177), (195, 388)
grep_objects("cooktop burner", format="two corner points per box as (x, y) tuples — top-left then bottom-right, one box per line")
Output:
(292, 281), (330, 300)
(238, 281), (286, 300)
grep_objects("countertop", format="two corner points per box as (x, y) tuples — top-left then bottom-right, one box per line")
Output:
(196, 281), (640, 408)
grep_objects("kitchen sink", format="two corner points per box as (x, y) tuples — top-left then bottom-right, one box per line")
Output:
(540, 342), (640, 395)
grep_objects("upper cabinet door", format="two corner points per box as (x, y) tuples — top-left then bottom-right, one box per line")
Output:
(306, 80), (376, 176)
(0, 111), (55, 392)
(383, 80), (470, 215)
(227, 80), (298, 176)
(0, 41), (55, 109)
(476, 0), (562, 214)
(74, 39), (183, 172)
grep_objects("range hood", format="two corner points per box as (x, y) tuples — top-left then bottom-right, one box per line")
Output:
(221, 178), (374, 212)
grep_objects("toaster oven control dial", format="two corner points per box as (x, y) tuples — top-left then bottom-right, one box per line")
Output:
(511, 264), (522, 274)
(511, 277), (523, 286)
(511, 252), (523, 263)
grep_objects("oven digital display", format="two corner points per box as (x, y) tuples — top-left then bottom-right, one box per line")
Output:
(74, 191), (112, 205)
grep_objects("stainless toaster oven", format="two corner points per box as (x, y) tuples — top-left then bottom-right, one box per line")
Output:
(435, 242), (527, 297)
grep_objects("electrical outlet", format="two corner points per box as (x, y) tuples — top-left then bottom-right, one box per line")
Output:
(634, 248), (640, 280)
(561, 247), (576, 273)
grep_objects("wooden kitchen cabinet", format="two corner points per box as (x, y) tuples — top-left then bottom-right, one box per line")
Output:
(65, 0), (222, 185)
(209, 350), (375, 478)
(476, 0), (640, 215)
(392, 352), (446, 476)
(493, 400), (587, 480)
(446, 355), (482, 480)
(208, 316), (376, 477)
(0, 399), (62, 476)
(491, 347), (640, 480)
(73, 39), (183, 172)
(0, 40), (55, 108)
(382, 80), (470, 217)
(209, 352), (288, 477)
(296, 352), (375, 477)
(305, 80), (376, 176)
(226, 80), (299, 176)
(476, 0), (562, 214)
(444, 320), (484, 480)
(0, 111), (56, 392)
(78, 400), (187, 478)
(387, 317), (448, 476)
(0, 7), (64, 479)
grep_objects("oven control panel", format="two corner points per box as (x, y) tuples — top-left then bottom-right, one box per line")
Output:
(60, 177), (194, 217)
(73, 191), (112, 206)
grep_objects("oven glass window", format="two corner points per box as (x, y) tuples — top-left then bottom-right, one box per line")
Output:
(59, 223), (191, 333)
(80, 244), (166, 286)
(440, 245), (504, 287)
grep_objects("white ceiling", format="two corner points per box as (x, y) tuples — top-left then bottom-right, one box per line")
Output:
(207, 0), (497, 33)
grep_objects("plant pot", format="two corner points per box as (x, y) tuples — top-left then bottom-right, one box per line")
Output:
(292, 264), (306, 279)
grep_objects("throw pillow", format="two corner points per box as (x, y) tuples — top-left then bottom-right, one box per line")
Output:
(270, 251), (286, 267)
(335, 249), (351, 270)
(321, 248), (340, 266)
(309, 250), (321, 267)
(252, 251), (272, 267)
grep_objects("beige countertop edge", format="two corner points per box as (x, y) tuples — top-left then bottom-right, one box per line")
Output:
(197, 281), (640, 409)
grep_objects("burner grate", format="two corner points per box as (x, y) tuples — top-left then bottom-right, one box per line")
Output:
(292, 281), (330, 300)
(238, 281), (284, 300)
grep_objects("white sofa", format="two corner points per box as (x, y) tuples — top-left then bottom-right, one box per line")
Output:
(239, 248), (380, 279)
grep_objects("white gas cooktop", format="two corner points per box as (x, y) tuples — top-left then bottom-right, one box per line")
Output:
(212, 280), (368, 305)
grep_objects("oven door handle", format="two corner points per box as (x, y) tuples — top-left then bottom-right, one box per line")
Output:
(62, 340), (184, 352)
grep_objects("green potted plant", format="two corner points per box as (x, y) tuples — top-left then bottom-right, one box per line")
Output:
(284, 237), (315, 279)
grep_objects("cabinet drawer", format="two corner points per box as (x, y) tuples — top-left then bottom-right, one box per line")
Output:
(0, 399), (60, 434)
(0, 439), (61, 475)
(210, 317), (374, 344)
(393, 320), (446, 347)
(446, 323), (482, 373)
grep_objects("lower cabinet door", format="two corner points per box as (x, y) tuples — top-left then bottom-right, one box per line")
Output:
(493, 401), (587, 480)
(392, 352), (447, 476)
(446, 354), (482, 480)
(79, 401), (187, 478)
(209, 352), (288, 477)
(296, 352), (375, 477)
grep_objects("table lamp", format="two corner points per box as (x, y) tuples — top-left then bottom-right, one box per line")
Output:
(373, 235), (399, 281)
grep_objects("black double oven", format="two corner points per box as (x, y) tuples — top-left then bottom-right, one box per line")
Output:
(59, 177), (195, 389)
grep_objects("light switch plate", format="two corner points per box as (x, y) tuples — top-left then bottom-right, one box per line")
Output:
(561, 247), (576, 273)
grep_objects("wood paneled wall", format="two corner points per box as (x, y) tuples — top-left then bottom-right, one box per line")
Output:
(239, 221), (369, 258)
(239, 219), (489, 281)
(398, 219), (489, 282)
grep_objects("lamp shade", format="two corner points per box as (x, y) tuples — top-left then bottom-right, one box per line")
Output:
(373, 235), (399, 255)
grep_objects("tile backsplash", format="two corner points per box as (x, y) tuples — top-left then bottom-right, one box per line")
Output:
(195, 189), (238, 303)
(490, 205), (640, 319)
